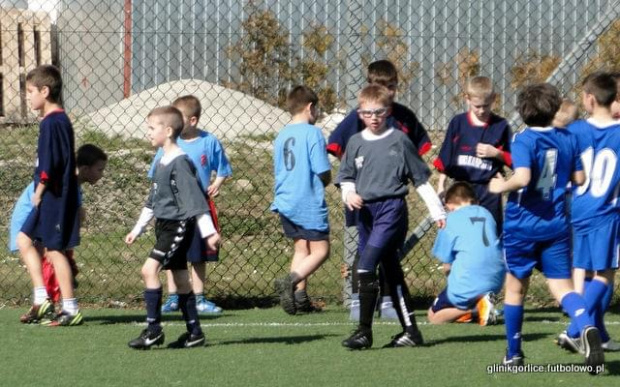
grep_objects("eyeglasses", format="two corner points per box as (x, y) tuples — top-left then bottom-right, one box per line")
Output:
(358, 107), (388, 118)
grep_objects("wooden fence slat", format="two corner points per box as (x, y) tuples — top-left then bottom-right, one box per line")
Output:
(0, 8), (52, 124)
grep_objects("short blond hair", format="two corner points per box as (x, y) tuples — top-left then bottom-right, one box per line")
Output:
(466, 76), (494, 99)
(358, 84), (391, 107)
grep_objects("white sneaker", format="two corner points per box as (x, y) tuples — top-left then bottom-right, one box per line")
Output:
(379, 296), (399, 320)
(349, 298), (360, 321)
(602, 339), (620, 352)
(557, 330), (584, 354)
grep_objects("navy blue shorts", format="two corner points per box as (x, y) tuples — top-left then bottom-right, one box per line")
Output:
(21, 205), (80, 251)
(186, 225), (219, 263)
(150, 219), (193, 271)
(357, 197), (408, 272)
(503, 232), (571, 279)
(431, 288), (476, 312)
(279, 214), (329, 241)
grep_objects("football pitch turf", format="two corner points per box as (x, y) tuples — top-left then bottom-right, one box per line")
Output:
(1, 306), (619, 386)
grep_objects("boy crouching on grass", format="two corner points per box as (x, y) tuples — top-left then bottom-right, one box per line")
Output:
(125, 106), (220, 349)
(337, 84), (446, 349)
(427, 182), (504, 326)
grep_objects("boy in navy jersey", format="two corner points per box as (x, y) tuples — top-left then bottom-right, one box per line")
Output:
(17, 65), (82, 326)
(489, 83), (603, 371)
(434, 76), (512, 232)
(327, 60), (431, 316)
(338, 85), (445, 350)
(558, 72), (620, 355)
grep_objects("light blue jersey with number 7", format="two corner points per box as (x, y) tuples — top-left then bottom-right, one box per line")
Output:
(504, 126), (582, 241)
(432, 204), (504, 309)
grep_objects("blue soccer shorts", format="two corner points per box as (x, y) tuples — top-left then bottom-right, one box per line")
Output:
(503, 232), (571, 279)
(573, 220), (620, 271)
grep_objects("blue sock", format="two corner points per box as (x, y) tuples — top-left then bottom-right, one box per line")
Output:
(144, 287), (163, 333)
(566, 278), (594, 338)
(598, 282), (613, 342)
(562, 291), (594, 339)
(584, 280), (609, 342)
(179, 292), (202, 336)
(504, 304), (524, 358)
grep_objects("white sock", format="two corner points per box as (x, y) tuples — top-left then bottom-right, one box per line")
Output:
(62, 298), (79, 315)
(33, 287), (48, 305)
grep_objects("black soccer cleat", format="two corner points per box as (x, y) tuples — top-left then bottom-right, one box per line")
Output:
(383, 330), (424, 348)
(275, 276), (296, 315)
(128, 329), (165, 350)
(502, 350), (525, 367)
(582, 326), (604, 375)
(167, 332), (206, 349)
(342, 328), (373, 350)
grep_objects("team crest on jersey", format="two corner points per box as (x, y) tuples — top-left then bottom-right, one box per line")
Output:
(355, 156), (364, 169)
(201, 154), (207, 166)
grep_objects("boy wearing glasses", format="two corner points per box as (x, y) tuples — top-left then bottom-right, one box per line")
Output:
(337, 84), (445, 349)
(433, 76), (512, 233)
(327, 59), (431, 317)
(272, 86), (332, 315)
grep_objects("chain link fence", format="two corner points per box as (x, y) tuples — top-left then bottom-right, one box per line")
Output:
(0, 0), (619, 307)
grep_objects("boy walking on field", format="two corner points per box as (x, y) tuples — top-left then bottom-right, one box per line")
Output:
(272, 86), (331, 315)
(338, 84), (445, 349)
(558, 72), (620, 355)
(489, 83), (603, 371)
(327, 60), (431, 315)
(149, 95), (232, 316)
(125, 106), (220, 349)
(17, 64), (82, 326)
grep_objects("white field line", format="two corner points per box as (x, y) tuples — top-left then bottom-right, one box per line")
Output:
(128, 320), (620, 328)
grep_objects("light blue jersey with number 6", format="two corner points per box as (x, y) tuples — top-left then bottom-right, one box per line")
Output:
(271, 123), (331, 232)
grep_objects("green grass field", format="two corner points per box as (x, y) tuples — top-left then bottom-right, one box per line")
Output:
(1, 306), (620, 386)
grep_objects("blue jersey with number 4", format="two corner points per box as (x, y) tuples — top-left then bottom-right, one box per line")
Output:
(271, 123), (331, 232)
(569, 119), (620, 233)
(504, 127), (582, 241)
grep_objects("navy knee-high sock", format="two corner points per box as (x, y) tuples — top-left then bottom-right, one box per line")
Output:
(144, 287), (163, 333)
(179, 292), (202, 336)
(358, 272), (379, 331)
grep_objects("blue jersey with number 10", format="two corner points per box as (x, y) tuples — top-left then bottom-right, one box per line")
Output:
(569, 119), (620, 233)
(504, 127), (582, 241)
